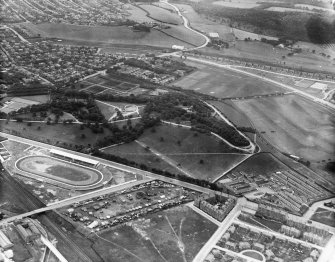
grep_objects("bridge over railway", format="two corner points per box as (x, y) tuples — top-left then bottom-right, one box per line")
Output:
(0, 179), (147, 226)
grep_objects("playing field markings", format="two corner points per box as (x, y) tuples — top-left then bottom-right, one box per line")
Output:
(148, 238), (169, 262)
(165, 215), (187, 262)
(24, 145), (34, 152)
(93, 232), (146, 262)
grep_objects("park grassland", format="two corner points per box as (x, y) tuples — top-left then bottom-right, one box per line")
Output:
(104, 124), (248, 181)
(0, 120), (119, 147)
(234, 95), (335, 162)
(102, 141), (182, 175)
(92, 205), (217, 262)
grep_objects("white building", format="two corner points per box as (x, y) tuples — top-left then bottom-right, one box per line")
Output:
(209, 32), (219, 38)
(310, 82), (328, 91)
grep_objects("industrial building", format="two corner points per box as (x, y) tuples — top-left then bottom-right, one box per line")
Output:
(0, 230), (13, 250)
(16, 223), (40, 243)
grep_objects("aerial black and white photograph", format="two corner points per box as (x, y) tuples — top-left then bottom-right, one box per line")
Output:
(0, 0), (335, 261)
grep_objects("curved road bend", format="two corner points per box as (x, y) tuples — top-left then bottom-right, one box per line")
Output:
(203, 102), (256, 153)
(158, 0), (210, 56)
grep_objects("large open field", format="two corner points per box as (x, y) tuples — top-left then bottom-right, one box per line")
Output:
(92, 205), (217, 262)
(26, 23), (198, 48)
(234, 95), (335, 162)
(102, 141), (182, 175)
(26, 22), (204, 49)
(175, 63), (286, 98)
(208, 100), (254, 128)
(105, 124), (248, 181)
(16, 155), (103, 187)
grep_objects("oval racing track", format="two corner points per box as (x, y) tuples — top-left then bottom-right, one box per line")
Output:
(15, 155), (104, 189)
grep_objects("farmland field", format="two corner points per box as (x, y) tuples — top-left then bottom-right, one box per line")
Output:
(213, 1), (260, 8)
(127, 4), (155, 23)
(140, 4), (182, 25)
(92, 205), (218, 262)
(26, 23), (197, 48)
(208, 100), (253, 128)
(175, 63), (286, 98)
(174, 4), (233, 39)
(234, 95), (335, 162)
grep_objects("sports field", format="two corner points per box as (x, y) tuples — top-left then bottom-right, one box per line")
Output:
(175, 64), (286, 98)
(93, 205), (217, 262)
(234, 95), (335, 162)
(16, 156), (103, 187)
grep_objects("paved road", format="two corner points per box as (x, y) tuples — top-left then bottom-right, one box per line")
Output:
(157, 0), (210, 58)
(193, 199), (244, 262)
(160, 0), (210, 51)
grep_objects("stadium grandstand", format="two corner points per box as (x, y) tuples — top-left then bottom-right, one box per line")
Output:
(50, 149), (99, 167)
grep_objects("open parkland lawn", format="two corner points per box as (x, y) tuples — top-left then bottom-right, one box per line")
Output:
(104, 124), (247, 181)
(0, 121), (129, 147)
(102, 141), (182, 176)
(234, 95), (335, 162)
(92, 205), (217, 262)
(175, 63), (287, 98)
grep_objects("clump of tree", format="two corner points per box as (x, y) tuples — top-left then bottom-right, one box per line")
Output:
(191, 2), (335, 44)
(306, 16), (335, 44)
(94, 114), (160, 148)
(144, 93), (249, 147)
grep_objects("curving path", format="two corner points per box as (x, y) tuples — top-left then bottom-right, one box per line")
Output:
(204, 102), (256, 153)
